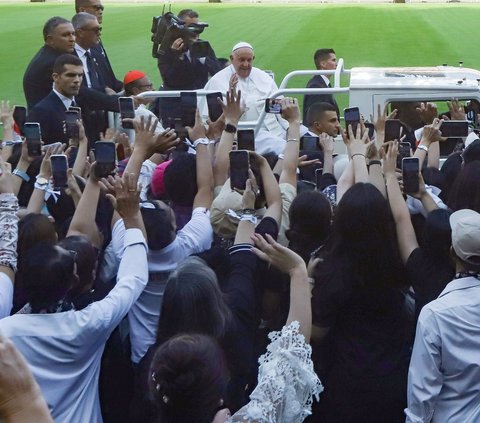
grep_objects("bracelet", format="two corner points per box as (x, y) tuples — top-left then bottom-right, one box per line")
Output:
(351, 153), (366, 159)
(242, 208), (256, 215)
(12, 168), (30, 182)
(193, 138), (210, 148)
(240, 214), (257, 225)
(287, 138), (299, 143)
(368, 160), (382, 167)
(417, 144), (429, 152)
(34, 182), (49, 191)
(308, 277), (315, 287)
(1, 141), (15, 148)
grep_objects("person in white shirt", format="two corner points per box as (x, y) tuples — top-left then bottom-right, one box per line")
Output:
(200, 41), (287, 155)
(405, 208), (480, 423)
(111, 114), (213, 364)
(0, 173), (149, 423)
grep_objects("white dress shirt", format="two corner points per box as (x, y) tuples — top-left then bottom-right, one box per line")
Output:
(0, 229), (148, 423)
(405, 276), (480, 423)
(0, 273), (13, 319)
(52, 88), (75, 110)
(111, 207), (213, 363)
(74, 44), (93, 88)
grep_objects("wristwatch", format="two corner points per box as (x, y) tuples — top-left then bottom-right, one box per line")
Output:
(224, 124), (237, 134)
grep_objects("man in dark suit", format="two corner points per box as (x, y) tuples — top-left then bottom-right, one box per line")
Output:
(27, 54), (83, 145)
(74, 0), (123, 92)
(302, 48), (340, 123)
(156, 9), (224, 124)
(23, 17), (76, 109)
(71, 12), (120, 145)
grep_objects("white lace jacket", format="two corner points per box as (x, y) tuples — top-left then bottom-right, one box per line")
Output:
(229, 321), (323, 423)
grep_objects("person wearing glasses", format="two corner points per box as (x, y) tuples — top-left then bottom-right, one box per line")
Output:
(75, 0), (123, 92)
(71, 12), (121, 145)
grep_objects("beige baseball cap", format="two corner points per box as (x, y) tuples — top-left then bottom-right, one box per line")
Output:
(450, 209), (480, 265)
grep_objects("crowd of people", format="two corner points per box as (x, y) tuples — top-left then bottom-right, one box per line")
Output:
(0, 1), (479, 422)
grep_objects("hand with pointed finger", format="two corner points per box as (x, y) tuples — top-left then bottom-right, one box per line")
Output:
(383, 140), (398, 176)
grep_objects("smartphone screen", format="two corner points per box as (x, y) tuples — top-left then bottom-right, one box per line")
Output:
(402, 157), (419, 194)
(315, 168), (324, 190)
(344, 107), (360, 134)
(94, 141), (116, 178)
(440, 120), (469, 138)
(206, 92), (223, 122)
(364, 122), (375, 139)
(300, 135), (319, 151)
(190, 40), (210, 58)
(119, 97), (135, 129)
(265, 98), (282, 114)
(237, 130), (255, 151)
(397, 142), (411, 168)
(180, 92), (197, 128)
(13, 106), (27, 134)
(23, 122), (42, 157)
(384, 119), (402, 142)
(229, 150), (250, 191)
(51, 154), (68, 190)
(65, 110), (80, 140)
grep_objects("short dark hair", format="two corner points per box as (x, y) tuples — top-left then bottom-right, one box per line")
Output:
(305, 101), (337, 127)
(314, 48), (335, 69)
(178, 9), (199, 20)
(140, 203), (176, 250)
(150, 334), (228, 423)
(163, 153), (197, 206)
(19, 243), (76, 312)
(53, 54), (83, 75)
(43, 16), (71, 41)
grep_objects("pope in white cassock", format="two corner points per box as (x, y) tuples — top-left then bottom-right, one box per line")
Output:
(200, 41), (288, 154)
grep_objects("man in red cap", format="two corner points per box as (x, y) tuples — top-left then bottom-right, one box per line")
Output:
(121, 70), (165, 142)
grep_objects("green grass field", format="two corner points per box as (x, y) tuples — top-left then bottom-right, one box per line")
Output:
(2, 2), (480, 108)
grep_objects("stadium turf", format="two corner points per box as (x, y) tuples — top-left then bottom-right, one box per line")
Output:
(2, 2), (480, 110)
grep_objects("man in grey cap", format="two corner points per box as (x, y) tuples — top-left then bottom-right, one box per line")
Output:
(405, 208), (480, 423)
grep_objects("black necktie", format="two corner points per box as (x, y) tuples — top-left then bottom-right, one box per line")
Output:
(85, 51), (101, 89)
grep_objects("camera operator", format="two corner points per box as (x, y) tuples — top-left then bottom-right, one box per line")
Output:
(156, 9), (225, 124)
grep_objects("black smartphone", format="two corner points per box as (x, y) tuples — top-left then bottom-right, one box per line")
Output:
(174, 118), (188, 143)
(300, 135), (319, 151)
(64, 110), (80, 140)
(384, 119), (402, 142)
(237, 130), (255, 151)
(94, 141), (116, 178)
(402, 157), (419, 194)
(180, 92), (197, 128)
(397, 142), (411, 169)
(315, 168), (324, 190)
(23, 122), (42, 157)
(265, 98), (282, 114)
(13, 105), (27, 134)
(364, 122), (375, 139)
(119, 97), (135, 129)
(344, 107), (360, 134)
(206, 92), (223, 122)
(229, 150), (250, 191)
(440, 120), (469, 138)
(50, 154), (68, 190)
(190, 40), (210, 58)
